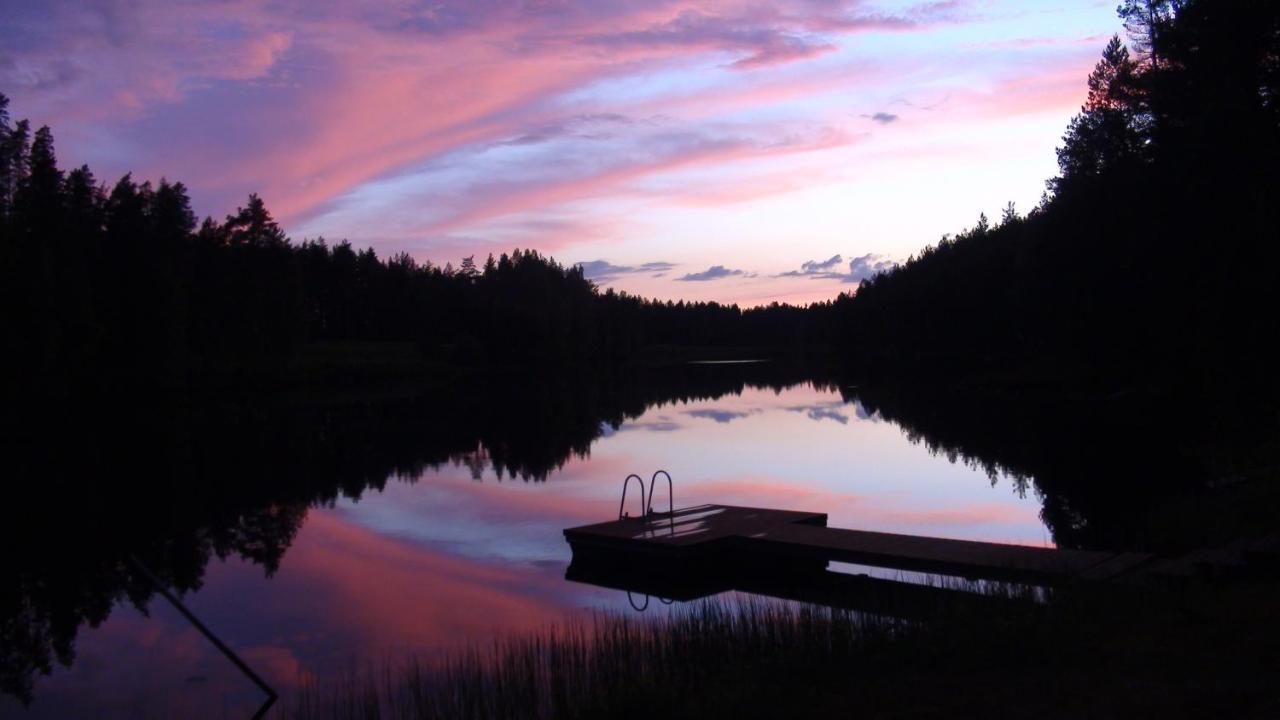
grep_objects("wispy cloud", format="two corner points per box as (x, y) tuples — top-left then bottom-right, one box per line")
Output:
(617, 418), (683, 433)
(684, 408), (758, 423)
(677, 265), (754, 282)
(0, 0), (1117, 305)
(786, 403), (851, 424)
(961, 34), (1110, 51)
(577, 259), (677, 283)
(779, 253), (897, 283)
(845, 253), (898, 282)
(588, 9), (835, 70)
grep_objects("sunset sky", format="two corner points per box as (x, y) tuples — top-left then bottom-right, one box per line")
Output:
(2, 0), (1118, 305)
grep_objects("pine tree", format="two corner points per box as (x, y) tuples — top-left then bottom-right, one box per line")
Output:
(1055, 36), (1145, 185)
(14, 125), (64, 240)
(1118, 0), (1181, 69)
(226, 193), (286, 247)
(105, 174), (148, 249)
(459, 254), (478, 280)
(974, 212), (990, 234)
(64, 166), (103, 242)
(3, 119), (31, 219)
(1000, 201), (1019, 226)
(153, 180), (196, 244)
(0, 93), (12, 225)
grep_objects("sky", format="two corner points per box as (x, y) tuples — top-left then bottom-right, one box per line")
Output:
(1, 0), (1120, 305)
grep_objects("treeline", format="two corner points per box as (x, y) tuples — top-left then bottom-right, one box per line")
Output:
(833, 0), (1280, 393)
(0, 104), (830, 394)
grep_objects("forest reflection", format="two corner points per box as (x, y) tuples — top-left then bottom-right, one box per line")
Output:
(0, 360), (1257, 705)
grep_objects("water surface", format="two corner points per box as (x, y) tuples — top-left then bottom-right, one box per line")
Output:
(1, 367), (1073, 718)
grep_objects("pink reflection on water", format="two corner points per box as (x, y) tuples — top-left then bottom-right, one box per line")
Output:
(11, 382), (1055, 718)
(15, 509), (585, 719)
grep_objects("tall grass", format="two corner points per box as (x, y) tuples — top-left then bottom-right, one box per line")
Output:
(282, 577), (1277, 720)
(285, 597), (920, 720)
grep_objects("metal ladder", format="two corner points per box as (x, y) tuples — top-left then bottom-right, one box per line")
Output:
(617, 471), (677, 611)
(617, 470), (674, 520)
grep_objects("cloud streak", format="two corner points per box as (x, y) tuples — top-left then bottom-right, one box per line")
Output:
(684, 408), (758, 423)
(0, 0), (1117, 305)
(677, 265), (753, 282)
(0, 0), (944, 221)
(779, 253), (897, 283)
(577, 259), (677, 282)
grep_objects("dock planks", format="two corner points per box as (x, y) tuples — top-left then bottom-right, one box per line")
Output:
(564, 504), (1155, 584)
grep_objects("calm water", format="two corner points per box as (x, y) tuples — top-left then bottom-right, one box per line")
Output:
(2, 364), (1151, 719)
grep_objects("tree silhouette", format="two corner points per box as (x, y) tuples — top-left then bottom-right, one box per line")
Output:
(832, 0), (1280, 399)
(1118, 0), (1181, 69)
(1054, 36), (1145, 186)
(225, 193), (285, 247)
(14, 126), (62, 242)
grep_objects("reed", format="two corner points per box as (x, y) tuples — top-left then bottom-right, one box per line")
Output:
(283, 577), (1280, 719)
(286, 596), (922, 720)
(284, 582), (1052, 720)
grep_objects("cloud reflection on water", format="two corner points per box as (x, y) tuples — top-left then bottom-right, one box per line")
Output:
(12, 381), (1048, 718)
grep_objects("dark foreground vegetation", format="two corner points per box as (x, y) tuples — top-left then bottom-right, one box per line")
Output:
(285, 588), (1280, 720)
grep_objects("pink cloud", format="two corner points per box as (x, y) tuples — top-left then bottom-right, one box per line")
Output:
(1, 0), (968, 226)
(682, 475), (867, 511)
(668, 166), (831, 207)
(882, 503), (1027, 527)
(960, 33), (1111, 51)
(280, 512), (568, 649)
(412, 125), (855, 238)
(0, 0), (1120, 307)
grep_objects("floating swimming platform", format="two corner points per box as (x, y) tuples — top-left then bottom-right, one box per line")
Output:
(564, 473), (1154, 586)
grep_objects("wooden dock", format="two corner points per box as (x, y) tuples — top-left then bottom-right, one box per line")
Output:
(564, 504), (1156, 585)
(566, 550), (1038, 620)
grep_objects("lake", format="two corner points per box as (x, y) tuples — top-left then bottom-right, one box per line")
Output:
(0, 361), (1198, 718)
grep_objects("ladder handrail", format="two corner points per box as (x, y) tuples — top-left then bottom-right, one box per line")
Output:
(648, 470), (673, 517)
(619, 474), (647, 519)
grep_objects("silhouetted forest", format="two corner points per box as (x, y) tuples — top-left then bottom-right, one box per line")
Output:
(0, 102), (828, 397)
(834, 0), (1280, 394)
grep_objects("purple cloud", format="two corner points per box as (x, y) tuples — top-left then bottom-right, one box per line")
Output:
(581, 2), (961, 71)
(577, 259), (677, 283)
(786, 403), (850, 424)
(846, 253), (897, 282)
(676, 265), (747, 282)
(685, 408), (756, 423)
(803, 254), (844, 272)
(778, 252), (896, 283)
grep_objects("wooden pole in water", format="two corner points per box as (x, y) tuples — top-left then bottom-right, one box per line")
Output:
(128, 555), (279, 720)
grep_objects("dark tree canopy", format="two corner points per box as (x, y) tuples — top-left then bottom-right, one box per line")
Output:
(1055, 36), (1144, 185)
(0, 108), (830, 399)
